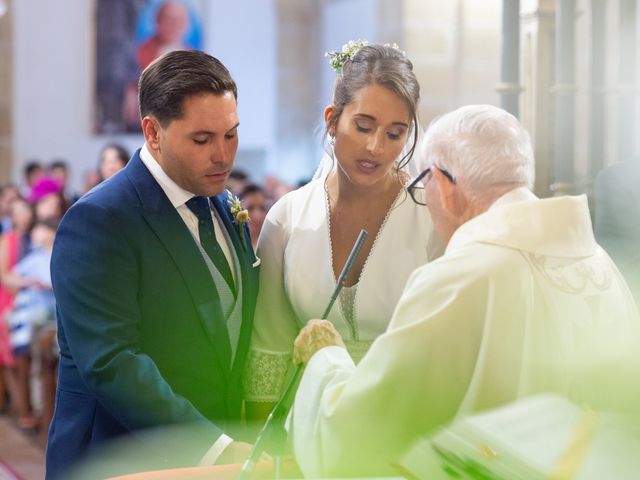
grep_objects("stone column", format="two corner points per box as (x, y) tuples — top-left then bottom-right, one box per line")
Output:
(520, 0), (556, 196)
(588, 0), (606, 177)
(551, 0), (576, 194)
(617, 0), (637, 163)
(0, 0), (13, 184)
(377, 0), (404, 44)
(497, 0), (522, 117)
(275, 0), (322, 182)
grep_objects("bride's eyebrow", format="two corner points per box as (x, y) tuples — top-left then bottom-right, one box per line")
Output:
(353, 114), (408, 128)
(226, 122), (240, 134)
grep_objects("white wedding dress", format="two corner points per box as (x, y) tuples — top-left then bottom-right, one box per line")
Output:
(243, 176), (441, 402)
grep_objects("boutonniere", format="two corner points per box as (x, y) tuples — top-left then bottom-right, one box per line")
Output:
(227, 192), (251, 249)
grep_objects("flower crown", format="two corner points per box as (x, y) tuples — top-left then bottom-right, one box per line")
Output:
(325, 39), (404, 74)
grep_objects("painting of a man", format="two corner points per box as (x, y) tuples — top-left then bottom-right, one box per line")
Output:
(138, 1), (190, 70)
(95, 0), (203, 134)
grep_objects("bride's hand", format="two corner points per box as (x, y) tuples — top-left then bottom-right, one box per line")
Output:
(293, 319), (346, 365)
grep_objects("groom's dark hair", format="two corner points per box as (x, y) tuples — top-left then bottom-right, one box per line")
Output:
(138, 49), (237, 127)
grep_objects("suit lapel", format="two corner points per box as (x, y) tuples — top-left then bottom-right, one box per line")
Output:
(126, 152), (232, 375)
(211, 192), (259, 285)
(211, 192), (259, 373)
(211, 194), (248, 258)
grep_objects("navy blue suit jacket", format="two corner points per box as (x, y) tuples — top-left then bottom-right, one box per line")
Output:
(46, 151), (259, 478)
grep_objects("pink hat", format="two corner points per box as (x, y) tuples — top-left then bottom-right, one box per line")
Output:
(28, 177), (63, 203)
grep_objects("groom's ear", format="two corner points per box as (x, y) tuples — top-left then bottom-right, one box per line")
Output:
(142, 116), (161, 151)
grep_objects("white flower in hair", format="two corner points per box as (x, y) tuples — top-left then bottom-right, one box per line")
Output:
(325, 39), (406, 73)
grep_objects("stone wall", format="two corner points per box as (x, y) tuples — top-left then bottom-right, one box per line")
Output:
(0, 0), (12, 184)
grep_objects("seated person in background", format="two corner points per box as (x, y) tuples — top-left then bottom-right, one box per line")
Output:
(38, 312), (59, 441)
(0, 196), (34, 418)
(239, 184), (267, 250)
(22, 161), (44, 200)
(47, 160), (80, 205)
(289, 104), (640, 478)
(98, 143), (130, 182)
(225, 169), (249, 196)
(28, 176), (64, 207)
(4, 219), (57, 432)
(0, 184), (19, 234)
(7, 219), (56, 348)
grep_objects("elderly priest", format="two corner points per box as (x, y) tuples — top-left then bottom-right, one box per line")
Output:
(289, 105), (640, 478)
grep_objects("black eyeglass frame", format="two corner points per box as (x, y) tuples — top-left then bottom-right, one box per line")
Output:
(407, 166), (456, 206)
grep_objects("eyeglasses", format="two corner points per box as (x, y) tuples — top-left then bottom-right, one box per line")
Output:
(407, 166), (456, 206)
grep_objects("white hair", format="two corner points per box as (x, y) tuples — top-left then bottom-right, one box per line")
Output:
(419, 105), (535, 192)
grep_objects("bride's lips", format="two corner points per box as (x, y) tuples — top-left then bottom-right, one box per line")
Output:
(356, 159), (380, 173)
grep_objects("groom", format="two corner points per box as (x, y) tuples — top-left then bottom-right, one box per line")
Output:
(46, 50), (259, 479)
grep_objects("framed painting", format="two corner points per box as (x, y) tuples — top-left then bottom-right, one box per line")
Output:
(95, 0), (204, 134)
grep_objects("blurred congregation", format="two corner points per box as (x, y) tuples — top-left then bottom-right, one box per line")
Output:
(1, 0), (640, 478)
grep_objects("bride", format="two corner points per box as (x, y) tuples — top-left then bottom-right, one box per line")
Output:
(243, 41), (441, 420)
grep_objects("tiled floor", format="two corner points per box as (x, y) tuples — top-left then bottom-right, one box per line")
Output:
(0, 415), (45, 480)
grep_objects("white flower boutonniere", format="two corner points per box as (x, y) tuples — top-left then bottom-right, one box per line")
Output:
(227, 192), (251, 249)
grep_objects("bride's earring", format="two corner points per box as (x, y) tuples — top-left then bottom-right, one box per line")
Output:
(328, 135), (336, 158)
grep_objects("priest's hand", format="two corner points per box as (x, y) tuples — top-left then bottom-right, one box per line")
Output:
(293, 319), (346, 365)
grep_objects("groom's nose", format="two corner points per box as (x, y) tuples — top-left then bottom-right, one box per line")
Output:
(210, 139), (235, 166)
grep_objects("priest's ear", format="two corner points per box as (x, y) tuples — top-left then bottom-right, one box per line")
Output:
(433, 168), (468, 218)
(142, 116), (162, 151)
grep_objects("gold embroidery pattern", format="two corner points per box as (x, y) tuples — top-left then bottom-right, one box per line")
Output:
(526, 253), (612, 294)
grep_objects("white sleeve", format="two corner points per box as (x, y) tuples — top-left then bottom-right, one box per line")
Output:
(291, 259), (490, 478)
(198, 433), (233, 465)
(243, 196), (302, 402)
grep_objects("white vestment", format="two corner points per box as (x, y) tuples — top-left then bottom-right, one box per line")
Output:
(243, 177), (440, 402)
(291, 187), (640, 478)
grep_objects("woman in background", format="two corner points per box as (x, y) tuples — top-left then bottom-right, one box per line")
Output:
(0, 197), (35, 428)
(98, 143), (130, 182)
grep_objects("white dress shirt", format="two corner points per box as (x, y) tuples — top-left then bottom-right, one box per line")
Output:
(140, 144), (236, 284)
(139, 144), (234, 462)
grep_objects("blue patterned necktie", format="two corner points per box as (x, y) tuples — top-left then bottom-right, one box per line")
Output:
(186, 196), (235, 293)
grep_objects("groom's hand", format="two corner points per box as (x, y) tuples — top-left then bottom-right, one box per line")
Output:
(293, 319), (346, 365)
